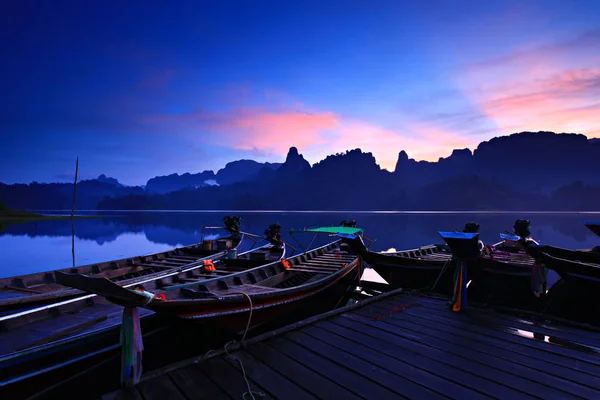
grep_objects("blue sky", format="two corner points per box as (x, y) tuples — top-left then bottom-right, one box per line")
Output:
(2, 0), (600, 185)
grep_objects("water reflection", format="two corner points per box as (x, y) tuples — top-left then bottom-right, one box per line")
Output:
(0, 211), (598, 278)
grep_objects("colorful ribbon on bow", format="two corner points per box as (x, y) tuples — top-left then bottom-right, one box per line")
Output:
(121, 307), (144, 387)
(450, 259), (468, 312)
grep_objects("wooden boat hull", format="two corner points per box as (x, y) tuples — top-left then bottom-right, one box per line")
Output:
(0, 233), (244, 310)
(361, 250), (454, 294)
(55, 240), (361, 324)
(164, 260), (361, 332)
(0, 241), (285, 396)
(358, 243), (536, 307)
(466, 257), (539, 309)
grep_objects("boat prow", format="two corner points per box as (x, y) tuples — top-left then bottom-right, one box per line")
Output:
(54, 272), (149, 307)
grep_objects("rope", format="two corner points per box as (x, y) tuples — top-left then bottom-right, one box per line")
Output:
(305, 232), (318, 253)
(225, 342), (264, 400)
(197, 291), (264, 400)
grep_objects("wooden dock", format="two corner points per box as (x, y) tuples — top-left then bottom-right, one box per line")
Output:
(102, 288), (600, 400)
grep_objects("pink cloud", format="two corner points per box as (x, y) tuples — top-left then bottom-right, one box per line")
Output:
(206, 108), (340, 152)
(143, 106), (339, 154)
(460, 30), (600, 139)
(141, 103), (478, 171)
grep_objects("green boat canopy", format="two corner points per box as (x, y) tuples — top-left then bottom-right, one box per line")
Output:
(289, 226), (364, 235)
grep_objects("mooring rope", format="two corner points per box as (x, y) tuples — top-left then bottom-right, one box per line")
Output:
(198, 291), (264, 400)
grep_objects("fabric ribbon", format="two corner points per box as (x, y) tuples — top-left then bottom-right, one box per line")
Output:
(449, 259), (468, 312)
(121, 307), (144, 387)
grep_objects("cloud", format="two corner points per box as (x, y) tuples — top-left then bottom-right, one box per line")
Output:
(460, 29), (600, 138)
(143, 106), (339, 152)
(140, 101), (479, 171)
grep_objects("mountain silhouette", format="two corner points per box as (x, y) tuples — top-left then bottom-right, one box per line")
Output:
(2, 131), (600, 211)
(145, 171), (217, 193)
(216, 160), (281, 185)
(96, 174), (123, 187)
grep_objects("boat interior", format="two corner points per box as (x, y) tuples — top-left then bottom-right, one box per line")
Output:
(0, 234), (243, 305)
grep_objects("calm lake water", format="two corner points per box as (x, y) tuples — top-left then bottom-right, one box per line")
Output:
(1, 210), (599, 279)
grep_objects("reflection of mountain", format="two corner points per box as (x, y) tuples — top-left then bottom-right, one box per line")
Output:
(3, 132), (600, 211)
(143, 225), (203, 247)
(1, 219), (140, 245)
(2, 211), (598, 252)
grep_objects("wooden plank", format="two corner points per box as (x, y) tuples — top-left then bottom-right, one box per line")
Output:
(324, 315), (599, 399)
(167, 256), (200, 262)
(415, 296), (600, 347)
(287, 268), (327, 274)
(149, 260), (188, 266)
(353, 303), (600, 382)
(246, 342), (362, 400)
(303, 259), (347, 266)
(269, 336), (400, 399)
(344, 310), (600, 390)
(222, 349), (316, 400)
(197, 356), (274, 399)
(293, 327), (531, 400)
(299, 325), (475, 400)
(101, 388), (144, 400)
(137, 263), (181, 269)
(373, 298), (600, 371)
(168, 364), (230, 400)
(318, 254), (356, 260)
(137, 374), (186, 400)
(117, 288), (406, 383)
(298, 263), (340, 270)
(377, 297), (600, 369)
(4, 285), (43, 294)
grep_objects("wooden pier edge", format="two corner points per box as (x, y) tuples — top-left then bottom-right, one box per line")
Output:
(108, 286), (405, 391)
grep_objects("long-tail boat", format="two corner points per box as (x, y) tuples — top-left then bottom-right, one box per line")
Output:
(47, 226), (361, 391)
(55, 226), (362, 331)
(500, 219), (600, 280)
(0, 222), (287, 397)
(499, 219), (600, 325)
(347, 222), (534, 303)
(0, 216), (247, 310)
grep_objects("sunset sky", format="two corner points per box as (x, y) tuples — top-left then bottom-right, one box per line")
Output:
(2, 0), (600, 185)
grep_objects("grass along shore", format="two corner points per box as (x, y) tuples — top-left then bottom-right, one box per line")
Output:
(0, 203), (100, 223)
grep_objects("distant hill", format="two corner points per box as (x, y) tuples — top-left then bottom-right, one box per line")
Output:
(96, 174), (123, 187)
(145, 171), (216, 194)
(215, 160), (281, 186)
(144, 160), (282, 194)
(3, 131), (600, 211)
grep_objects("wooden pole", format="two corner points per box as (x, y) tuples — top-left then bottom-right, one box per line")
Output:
(72, 157), (78, 267)
(71, 157), (79, 218)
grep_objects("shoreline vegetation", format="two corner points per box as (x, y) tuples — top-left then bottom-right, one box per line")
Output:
(0, 203), (100, 224)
